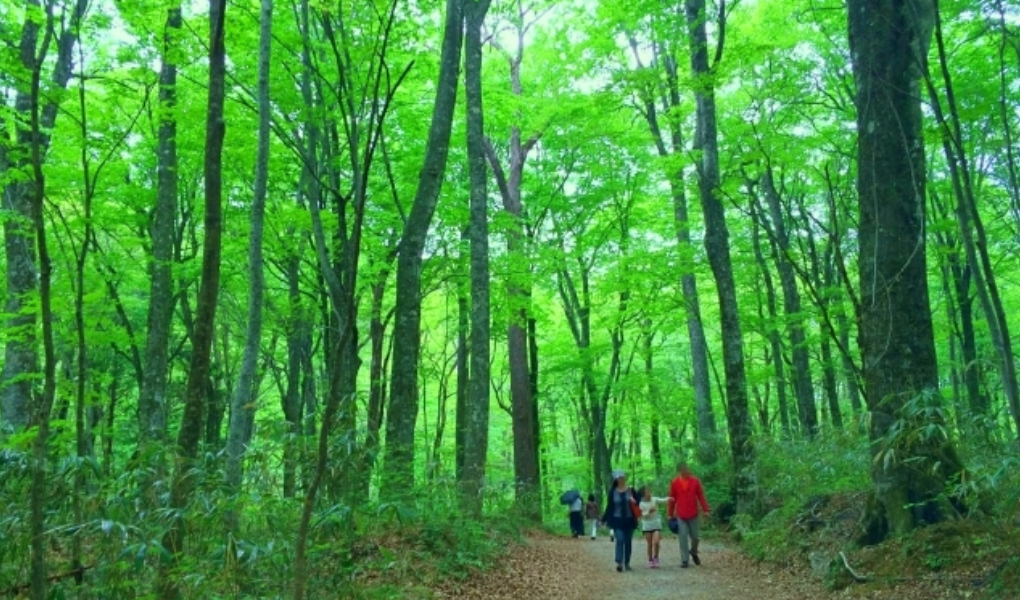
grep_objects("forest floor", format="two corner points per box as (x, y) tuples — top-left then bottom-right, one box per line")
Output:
(426, 520), (1020, 600)
(431, 531), (832, 600)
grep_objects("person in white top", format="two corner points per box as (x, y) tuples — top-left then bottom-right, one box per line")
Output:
(638, 485), (674, 568)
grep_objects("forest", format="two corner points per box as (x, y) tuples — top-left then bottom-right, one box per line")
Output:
(2, 0), (1020, 598)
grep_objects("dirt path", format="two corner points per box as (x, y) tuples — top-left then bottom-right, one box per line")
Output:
(576, 533), (828, 600)
(436, 532), (833, 600)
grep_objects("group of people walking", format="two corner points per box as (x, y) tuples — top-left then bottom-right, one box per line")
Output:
(570, 462), (710, 572)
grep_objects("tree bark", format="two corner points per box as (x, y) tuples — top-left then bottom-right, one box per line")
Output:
(455, 275), (469, 481)
(526, 313), (542, 504)
(159, 1), (227, 597)
(383, 0), (465, 497)
(847, 0), (965, 540)
(224, 0), (273, 530)
(462, 0), (492, 516)
(644, 328), (664, 477)
(139, 6), (181, 452)
(282, 253), (304, 499)
(685, 0), (755, 512)
(362, 266), (394, 495)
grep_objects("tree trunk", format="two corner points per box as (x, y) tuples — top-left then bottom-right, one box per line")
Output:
(557, 266), (620, 498)
(837, 310), (863, 415)
(383, 0), (465, 498)
(362, 267), (393, 495)
(455, 283), (469, 481)
(282, 254), (304, 499)
(847, 0), (965, 541)
(526, 313), (543, 508)
(0, 3), (88, 596)
(1, 0), (87, 435)
(795, 191), (844, 431)
(685, 0), (755, 513)
(644, 328), (664, 478)
(462, 0), (492, 516)
(820, 337), (842, 429)
(749, 192), (791, 436)
(159, 1), (226, 597)
(993, 1), (1020, 251)
(139, 6), (181, 452)
(224, 0), (272, 531)
(674, 182), (719, 464)
(637, 39), (718, 464)
(761, 169), (817, 437)
(482, 2), (542, 513)
(924, 0), (1020, 443)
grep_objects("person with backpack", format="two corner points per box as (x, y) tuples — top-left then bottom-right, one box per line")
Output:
(602, 469), (640, 572)
(585, 493), (602, 540)
(569, 493), (585, 538)
(667, 462), (710, 568)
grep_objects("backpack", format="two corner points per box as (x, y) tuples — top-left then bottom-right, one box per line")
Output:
(629, 491), (642, 519)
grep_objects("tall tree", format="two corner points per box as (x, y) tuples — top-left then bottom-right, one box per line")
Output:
(847, 0), (964, 539)
(224, 0), (273, 529)
(760, 168), (817, 436)
(748, 187), (792, 435)
(159, 1), (227, 597)
(923, 0), (1020, 443)
(383, 0), (466, 497)
(483, 1), (542, 511)
(0, 0), (88, 435)
(0, 2), (87, 596)
(462, 0), (493, 516)
(684, 0), (754, 511)
(139, 6), (182, 451)
(624, 6), (719, 463)
(293, 0), (408, 590)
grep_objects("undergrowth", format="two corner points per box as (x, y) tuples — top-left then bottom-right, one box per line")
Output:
(729, 407), (1020, 600)
(0, 440), (524, 600)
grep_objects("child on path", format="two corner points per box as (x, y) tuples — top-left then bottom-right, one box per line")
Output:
(585, 493), (601, 540)
(638, 485), (673, 568)
(667, 462), (710, 568)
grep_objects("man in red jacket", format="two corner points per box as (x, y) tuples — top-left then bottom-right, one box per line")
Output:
(667, 462), (710, 568)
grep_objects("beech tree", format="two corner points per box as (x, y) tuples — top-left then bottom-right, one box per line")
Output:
(462, 0), (493, 515)
(158, 1), (226, 598)
(684, 0), (755, 511)
(847, 0), (964, 539)
(383, 0), (466, 497)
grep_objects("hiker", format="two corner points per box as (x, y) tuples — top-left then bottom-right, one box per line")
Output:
(638, 485), (673, 568)
(602, 469), (640, 572)
(569, 493), (585, 538)
(667, 462), (710, 568)
(585, 493), (602, 540)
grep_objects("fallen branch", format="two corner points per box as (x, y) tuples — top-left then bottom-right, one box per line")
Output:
(1, 564), (93, 597)
(839, 551), (868, 583)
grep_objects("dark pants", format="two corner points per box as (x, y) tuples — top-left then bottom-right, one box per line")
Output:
(569, 511), (584, 537)
(613, 527), (634, 565)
